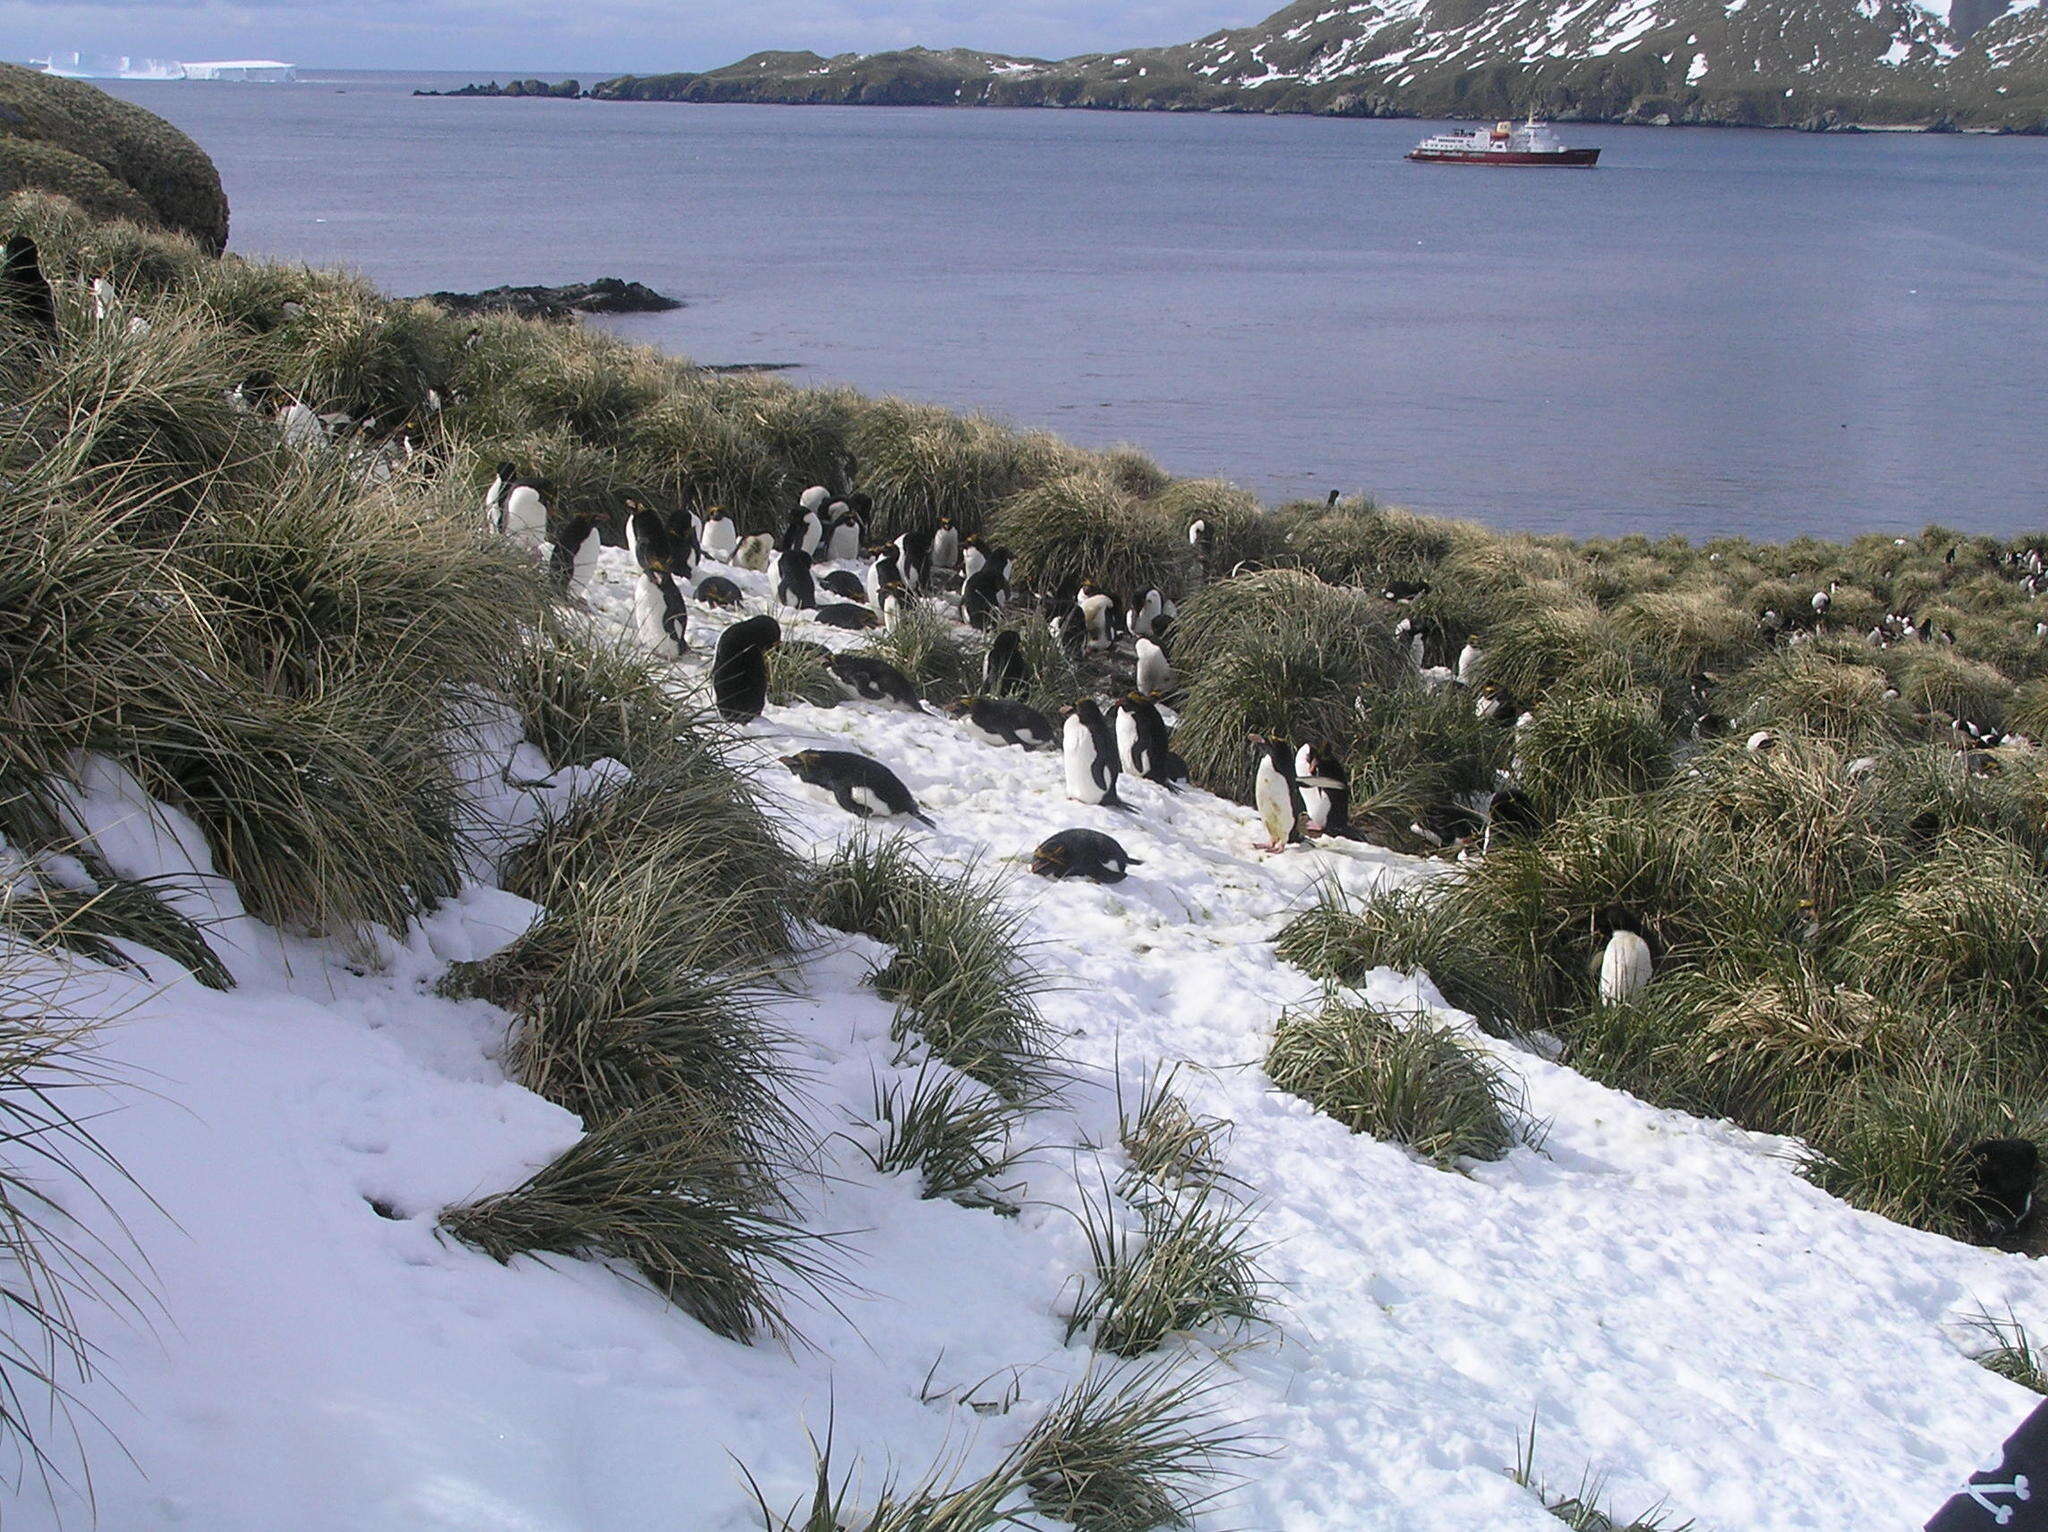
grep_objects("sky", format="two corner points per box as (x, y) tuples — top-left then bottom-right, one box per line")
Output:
(0, 0), (1262, 73)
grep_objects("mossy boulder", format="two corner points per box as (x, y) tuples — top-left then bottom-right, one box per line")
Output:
(0, 62), (228, 251)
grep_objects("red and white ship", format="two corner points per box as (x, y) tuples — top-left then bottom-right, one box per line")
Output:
(1407, 117), (1600, 167)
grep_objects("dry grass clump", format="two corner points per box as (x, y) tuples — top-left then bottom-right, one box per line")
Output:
(439, 1101), (833, 1342)
(812, 836), (1052, 1101)
(1065, 1182), (1270, 1358)
(1119, 1067), (1232, 1196)
(990, 468), (1189, 606)
(1722, 649), (1905, 745)
(1266, 1001), (1524, 1166)
(1273, 880), (1523, 1037)
(1611, 587), (1758, 675)
(850, 396), (1067, 538)
(1512, 687), (1671, 821)
(857, 604), (982, 701)
(1896, 648), (2012, 725)
(1963, 1312), (2048, 1395)
(505, 617), (688, 773)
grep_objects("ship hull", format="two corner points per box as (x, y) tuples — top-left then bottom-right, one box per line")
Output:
(1406, 148), (1600, 167)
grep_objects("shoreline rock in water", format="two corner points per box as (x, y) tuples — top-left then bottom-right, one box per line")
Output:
(415, 277), (682, 323)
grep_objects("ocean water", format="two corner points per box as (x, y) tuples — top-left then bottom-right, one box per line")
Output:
(109, 71), (2048, 540)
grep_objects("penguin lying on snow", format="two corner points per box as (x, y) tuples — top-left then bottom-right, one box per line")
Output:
(694, 574), (744, 609)
(982, 629), (1028, 698)
(818, 569), (868, 603)
(781, 750), (931, 824)
(1063, 700), (1130, 811)
(632, 570), (689, 659)
(813, 601), (879, 631)
(1032, 828), (1141, 884)
(1252, 735), (1305, 852)
(827, 653), (925, 712)
(712, 615), (780, 723)
(944, 696), (1056, 750)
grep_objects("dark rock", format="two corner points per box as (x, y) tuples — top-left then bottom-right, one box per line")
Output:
(415, 277), (682, 323)
(415, 78), (583, 100)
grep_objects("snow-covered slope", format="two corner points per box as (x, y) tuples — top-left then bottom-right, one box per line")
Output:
(8, 544), (2048, 1530)
(594, 0), (2048, 129)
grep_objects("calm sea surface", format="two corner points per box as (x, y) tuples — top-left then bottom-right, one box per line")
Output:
(109, 70), (2048, 540)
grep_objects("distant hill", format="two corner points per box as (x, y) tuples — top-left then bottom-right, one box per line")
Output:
(584, 0), (2048, 130)
(0, 63), (229, 249)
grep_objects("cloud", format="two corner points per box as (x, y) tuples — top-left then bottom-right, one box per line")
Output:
(0, 0), (1261, 71)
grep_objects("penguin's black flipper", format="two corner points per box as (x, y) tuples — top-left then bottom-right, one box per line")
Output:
(833, 785), (874, 818)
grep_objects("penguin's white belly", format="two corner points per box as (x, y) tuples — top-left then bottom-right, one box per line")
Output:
(568, 536), (601, 596)
(703, 524), (738, 560)
(1137, 651), (1171, 695)
(1063, 724), (1101, 802)
(1115, 712), (1142, 775)
(632, 580), (672, 656)
(852, 786), (892, 817)
(1598, 932), (1654, 1004)
(828, 527), (861, 563)
(501, 488), (546, 547)
(1300, 784), (1332, 831)
(1254, 766), (1293, 844)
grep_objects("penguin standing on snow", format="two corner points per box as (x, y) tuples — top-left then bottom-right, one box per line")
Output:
(625, 497), (679, 573)
(962, 560), (1009, 629)
(943, 696), (1057, 750)
(548, 514), (603, 598)
(1063, 700), (1130, 811)
(1252, 736), (1305, 853)
(895, 529), (933, 593)
(983, 629), (1028, 697)
(482, 462), (517, 534)
(780, 749), (932, 823)
(700, 507), (739, 562)
(826, 504), (864, 564)
(931, 516), (961, 581)
(1, 238), (59, 342)
(1135, 635), (1173, 697)
(866, 547), (903, 612)
(1114, 695), (1184, 789)
(1294, 741), (1365, 840)
(711, 615), (781, 723)
(776, 546), (817, 610)
(1032, 828), (1141, 884)
(633, 569), (689, 658)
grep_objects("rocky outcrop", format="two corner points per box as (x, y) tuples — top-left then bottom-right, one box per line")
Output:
(414, 277), (683, 322)
(0, 62), (230, 250)
(414, 79), (582, 99)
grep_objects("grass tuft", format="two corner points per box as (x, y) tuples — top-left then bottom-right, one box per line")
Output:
(1065, 1181), (1270, 1359)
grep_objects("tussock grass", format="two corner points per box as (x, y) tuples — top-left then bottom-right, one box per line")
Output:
(1273, 880), (1522, 1036)
(862, 1065), (1026, 1213)
(857, 604), (981, 702)
(0, 954), (145, 1485)
(452, 866), (795, 1161)
(1723, 649), (1905, 745)
(505, 617), (686, 774)
(1266, 1001), (1523, 1166)
(1018, 1362), (1254, 1532)
(996, 611), (1085, 715)
(1066, 1181), (1270, 1358)
(766, 641), (849, 708)
(1170, 572), (1398, 800)
(1513, 687), (1671, 821)
(1804, 1061), (2048, 1241)
(990, 469), (1188, 605)
(0, 876), (231, 990)
(439, 1102), (833, 1342)
(1511, 1424), (1694, 1532)
(1963, 1311), (2048, 1395)
(850, 398), (1067, 538)
(1119, 1067), (1232, 1196)
(813, 836), (1051, 1101)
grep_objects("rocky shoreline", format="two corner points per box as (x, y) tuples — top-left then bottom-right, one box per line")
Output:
(414, 277), (681, 323)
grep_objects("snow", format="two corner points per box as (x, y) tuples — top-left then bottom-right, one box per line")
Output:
(1882, 37), (1916, 63)
(6, 541), (2047, 1530)
(1687, 50), (1711, 81)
